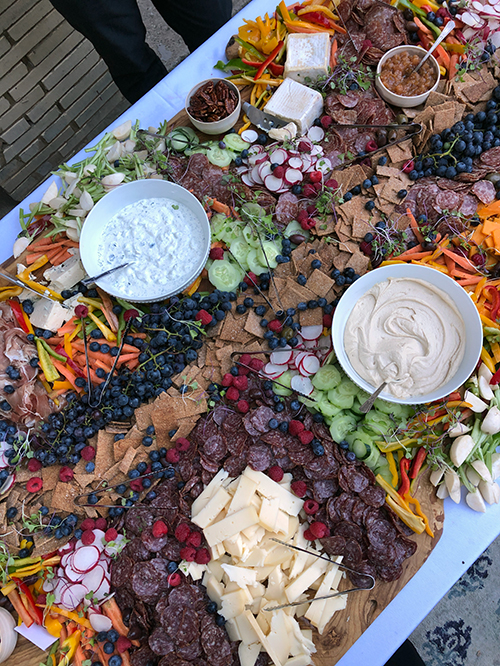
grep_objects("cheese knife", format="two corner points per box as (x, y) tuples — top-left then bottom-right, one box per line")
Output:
(242, 102), (289, 133)
(0, 270), (64, 305)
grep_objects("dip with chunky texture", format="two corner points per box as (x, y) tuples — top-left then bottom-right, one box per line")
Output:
(344, 277), (465, 399)
(97, 197), (205, 300)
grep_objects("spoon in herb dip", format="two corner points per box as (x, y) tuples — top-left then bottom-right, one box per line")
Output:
(81, 262), (131, 287)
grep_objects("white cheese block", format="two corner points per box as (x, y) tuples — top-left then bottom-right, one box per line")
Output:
(203, 506), (259, 547)
(284, 33), (330, 84)
(224, 534), (245, 558)
(259, 496), (280, 532)
(220, 590), (249, 620)
(249, 582), (266, 599)
(288, 524), (311, 579)
(227, 476), (258, 514)
(263, 78), (324, 135)
(192, 486), (232, 528)
(221, 563), (257, 588)
(304, 562), (341, 627)
(242, 524), (266, 544)
(287, 615), (316, 656)
(179, 560), (206, 581)
(192, 468), (229, 515)
(30, 298), (72, 331)
(317, 594), (347, 635)
(275, 510), (290, 536)
(265, 565), (284, 601)
(205, 574), (225, 605)
(243, 467), (304, 516)
(46, 255), (85, 292)
(285, 558), (329, 603)
(225, 618), (242, 642)
(239, 642), (261, 666)
(241, 547), (267, 567)
(211, 542), (226, 560)
(207, 559), (225, 582)
(244, 610), (284, 666)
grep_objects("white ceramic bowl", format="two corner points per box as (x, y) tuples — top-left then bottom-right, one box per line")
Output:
(376, 45), (440, 108)
(185, 78), (241, 135)
(79, 179), (210, 303)
(332, 264), (482, 405)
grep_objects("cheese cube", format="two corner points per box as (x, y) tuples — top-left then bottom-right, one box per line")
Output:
(284, 33), (330, 84)
(263, 78), (324, 135)
(239, 642), (261, 666)
(47, 255), (85, 292)
(287, 615), (316, 656)
(221, 563), (257, 588)
(192, 486), (232, 528)
(227, 475), (258, 514)
(249, 581), (266, 599)
(241, 547), (267, 567)
(259, 496), (280, 532)
(207, 559), (225, 582)
(265, 566), (284, 601)
(220, 588), (250, 620)
(192, 469), (229, 515)
(203, 506), (259, 547)
(205, 575), (224, 605)
(30, 299), (73, 331)
(180, 561), (206, 581)
(243, 468), (304, 516)
(285, 558), (329, 603)
(224, 534), (245, 558)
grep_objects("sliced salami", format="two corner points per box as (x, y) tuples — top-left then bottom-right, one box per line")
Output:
(275, 192), (299, 225)
(472, 180), (496, 204)
(358, 485), (386, 507)
(343, 538), (363, 567)
(312, 479), (337, 502)
(435, 190), (461, 213)
(142, 528), (170, 553)
(201, 624), (232, 666)
(110, 555), (133, 588)
(132, 559), (168, 604)
(149, 627), (175, 656)
(249, 406), (275, 433)
(203, 435), (227, 461)
(480, 147), (500, 168)
(334, 520), (363, 542)
(247, 444), (273, 471)
(125, 506), (155, 535)
(132, 647), (161, 666)
(321, 535), (346, 556)
(305, 454), (339, 479)
(177, 639), (202, 661)
(367, 519), (397, 547)
(459, 194), (478, 217)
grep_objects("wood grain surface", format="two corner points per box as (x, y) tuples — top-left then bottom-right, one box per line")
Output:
(2, 89), (444, 666)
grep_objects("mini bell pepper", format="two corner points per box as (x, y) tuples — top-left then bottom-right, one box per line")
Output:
(17, 278), (64, 301)
(7, 588), (34, 627)
(296, 10), (332, 27)
(36, 339), (60, 383)
(0, 286), (23, 301)
(409, 446), (428, 479)
(18, 254), (48, 280)
(404, 493), (434, 537)
(484, 286), (500, 321)
(481, 346), (496, 374)
(268, 62), (284, 75)
(54, 345), (85, 377)
(386, 450), (399, 487)
(49, 606), (92, 629)
(11, 577), (44, 625)
(9, 300), (30, 334)
(44, 615), (64, 638)
(298, 4), (338, 19)
(87, 311), (116, 342)
(57, 630), (81, 666)
(398, 457), (411, 496)
(254, 40), (284, 80)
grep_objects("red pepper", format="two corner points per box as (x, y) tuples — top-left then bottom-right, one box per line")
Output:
(484, 286), (500, 322)
(9, 300), (30, 334)
(241, 58), (260, 68)
(298, 11), (332, 27)
(409, 447), (428, 479)
(398, 457), (411, 496)
(490, 367), (500, 385)
(268, 62), (284, 76)
(420, 4), (433, 11)
(54, 345), (85, 377)
(254, 40), (284, 81)
(11, 577), (44, 625)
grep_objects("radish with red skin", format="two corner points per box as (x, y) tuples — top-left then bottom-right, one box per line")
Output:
(263, 362), (288, 379)
(290, 375), (314, 395)
(270, 347), (293, 365)
(72, 545), (101, 573)
(89, 610), (113, 632)
(300, 325), (323, 340)
(251, 165), (264, 185)
(269, 148), (287, 164)
(241, 173), (254, 188)
(284, 169), (303, 185)
(287, 156), (303, 170)
(264, 174), (285, 192)
(258, 162), (273, 180)
(307, 126), (325, 142)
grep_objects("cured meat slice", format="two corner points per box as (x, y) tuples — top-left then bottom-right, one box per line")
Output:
(224, 454), (247, 478)
(348, 560), (376, 588)
(366, 518), (397, 547)
(305, 454), (339, 480)
(287, 440), (315, 466)
(337, 91), (360, 108)
(358, 485), (386, 508)
(312, 479), (337, 502)
(480, 147), (500, 168)
(111, 555), (133, 588)
(364, 4), (405, 51)
(247, 444), (273, 471)
(321, 535), (346, 556)
(339, 466), (369, 493)
(132, 646), (160, 666)
(472, 180), (496, 204)
(275, 192), (299, 225)
(459, 194), (478, 218)
(177, 639), (202, 660)
(249, 406), (275, 433)
(132, 560), (168, 604)
(334, 520), (363, 542)
(335, 493), (357, 521)
(343, 538), (363, 567)
(201, 623), (232, 666)
(125, 506), (156, 535)
(149, 627), (175, 655)
(142, 528), (170, 553)
(203, 435), (227, 461)
(161, 537), (183, 562)
(435, 190), (461, 213)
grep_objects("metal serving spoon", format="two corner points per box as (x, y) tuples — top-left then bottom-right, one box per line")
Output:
(359, 373), (409, 413)
(81, 262), (131, 287)
(404, 20), (455, 79)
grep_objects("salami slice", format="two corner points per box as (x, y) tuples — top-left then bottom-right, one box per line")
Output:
(435, 190), (461, 213)
(250, 406), (275, 433)
(312, 479), (337, 502)
(377, 562), (403, 582)
(177, 639), (202, 660)
(459, 194), (478, 217)
(366, 518), (397, 547)
(334, 520), (363, 542)
(175, 613), (200, 648)
(142, 528), (170, 553)
(132, 646), (161, 666)
(247, 444), (273, 471)
(275, 192), (299, 225)
(201, 624), (232, 666)
(343, 538), (363, 567)
(224, 454), (247, 478)
(123, 537), (150, 563)
(132, 559), (168, 603)
(335, 493), (357, 521)
(472, 180), (496, 204)
(149, 627), (175, 656)
(348, 560), (376, 589)
(321, 535), (346, 556)
(200, 454), (219, 473)
(305, 454), (339, 479)
(480, 147), (500, 168)
(111, 555), (133, 588)
(168, 585), (198, 608)
(203, 435), (227, 461)
(365, 4), (405, 51)
(125, 506), (155, 535)
(358, 485), (386, 507)
(337, 91), (360, 108)
(351, 499), (368, 525)
(287, 440), (315, 466)
(161, 537), (183, 562)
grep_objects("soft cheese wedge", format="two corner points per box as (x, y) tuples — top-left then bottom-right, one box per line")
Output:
(284, 33), (330, 84)
(263, 78), (324, 135)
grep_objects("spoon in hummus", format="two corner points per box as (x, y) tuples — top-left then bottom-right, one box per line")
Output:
(359, 374), (408, 413)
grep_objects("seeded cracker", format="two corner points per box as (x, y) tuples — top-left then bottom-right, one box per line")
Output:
(94, 430), (115, 478)
(50, 481), (80, 512)
(305, 268), (335, 298)
(118, 446), (137, 475)
(134, 402), (155, 431)
(299, 307), (323, 327)
(351, 217), (372, 239)
(244, 308), (265, 338)
(41, 465), (62, 491)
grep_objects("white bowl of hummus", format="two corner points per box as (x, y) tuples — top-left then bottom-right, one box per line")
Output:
(80, 179), (211, 303)
(332, 264), (482, 404)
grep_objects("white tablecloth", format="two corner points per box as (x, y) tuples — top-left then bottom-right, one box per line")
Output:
(1, 2), (499, 663)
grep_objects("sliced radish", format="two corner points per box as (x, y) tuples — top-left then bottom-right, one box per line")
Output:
(82, 564), (106, 594)
(301, 154), (314, 172)
(241, 172), (254, 187)
(64, 564), (85, 583)
(315, 157), (333, 174)
(264, 174), (285, 192)
(307, 126), (325, 142)
(300, 354), (320, 377)
(58, 541), (75, 557)
(0, 473), (14, 495)
(310, 144), (324, 156)
(43, 578), (56, 592)
(269, 148), (288, 164)
(270, 347), (293, 365)
(300, 325), (323, 340)
(92, 529), (106, 551)
(258, 162), (273, 180)
(104, 534), (126, 557)
(94, 577), (111, 601)
(235, 165), (248, 174)
(284, 168), (303, 185)
(298, 138), (313, 152)
(251, 165), (264, 185)
(241, 129), (258, 144)
(72, 545), (100, 573)
(89, 610), (113, 632)
(263, 362), (288, 379)
(291, 375), (314, 396)
(288, 156), (303, 170)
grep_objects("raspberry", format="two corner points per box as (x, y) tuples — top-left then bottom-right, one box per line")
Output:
(195, 548), (211, 564)
(325, 179), (338, 189)
(59, 466), (74, 483)
(297, 209), (309, 223)
(26, 477), (43, 493)
(130, 479), (143, 492)
(175, 438), (191, 451)
(309, 171), (322, 183)
(180, 546), (196, 562)
(273, 166), (285, 179)
(175, 523), (191, 542)
(303, 499), (319, 515)
(27, 459), (42, 472)
(226, 386), (240, 401)
(187, 531), (202, 547)
(36, 594), (47, 606)
(309, 521), (328, 538)
(95, 517), (107, 531)
(243, 272), (258, 287)
(152, 520), (168, 538)
(267, 319), (282, 333)
(81, 530), (95, 545)
(237, 400), (250, 413)
(304, 528), (315, 541)
(221, 373), (233, 387)
(81, 446), (96, 461)
(306, 204), (318, 215)
(268, 466), (284, 482)
(238, 363), (250, 376)
(323, 314), (333, 328)
(195, 309), (212, 325)
(240, 353), (252, 366)
(313, 182), (322, 192)
(232, 375), (248, 391)
(81, 518), (95, 531)
(166, 448), (180, 463)
(250, 358), (264, 371)
(116, 636), (132, 653)
(320, 115), (333, 128)
(75, 304), (88, 318)
(124, 308), (139, 322)
(359, 241), (373, 257)
(302, 183), (317, 198)
(298, 430), (314, 445)
(403, 159), (415, 174)
(168, 572), (182, 586)
(300, 218), (313, 231)
(365, 140), (378, 152)
(288, 420), (304, 436)
(104, 528), (118, 542)
(291, 480), (307, 498)
(209, 247), (224, 260)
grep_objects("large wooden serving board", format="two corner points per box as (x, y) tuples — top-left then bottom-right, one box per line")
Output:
(2, 90), (444, 666)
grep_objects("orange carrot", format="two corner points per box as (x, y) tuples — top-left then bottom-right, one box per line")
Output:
(413, 16), (432, 35)
(119, 344), (141, 355)
(396, 244), (423, 258)
(96, 287), (119, 332)
(406, 208), (425, 244)
(117, 353), (141, 364)
(26, 252), (47, 265)
(94, 358), (113, 373)
(51, 248), (72, 265)
(73, 645), (88, 666)
(51, 359), (80, 390)
(57, 318), (78, 336)
(399, 251), (433, 261)
(27, 240), (67, 253)
(330, 37), (337, 68)
(125, 358), (139, 371)
(7, 589), (34, 627)
(46, 336), (64, 346)
(120, 651), (132, 666)
(434, 43), (451, 70)
(71, 343), (114, 366)
(210, 198), (231, 216)
(448, 53), (459, 80)
(78, 362), (100, 385)
(102, 598), (140, 645)
(131, 332), (147, 339)
(458, 277), (483, 286)
(442, 247), (477, 272)
(27, 236), (54, 250)
(444, 253), (455, 274)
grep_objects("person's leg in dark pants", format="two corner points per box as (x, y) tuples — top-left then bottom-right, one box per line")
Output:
(48, 0), (167, 103)
(151, 0), (233, 52)
(385, 639), (425, 666)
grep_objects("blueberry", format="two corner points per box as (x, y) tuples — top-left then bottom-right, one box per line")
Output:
(97, 631), (108, 642)
(365, 201), (375, 211)
(6, 507), (17, 519)
(255, 305), (266, 316)
(137, 461), (147, 474)
(343, 192), (353, 202)
(363, 178), (372, 189)
(215, 614), (226, 626)
(297, 274), (307, 286)
(297, 302), (307, 311)
(278, 421), (289, 433)
(397, 189), (407, 198)
(128, 469), (140, 479)
(339, 440), (349, 450)
(335, 275), (346, 286)
(74, 528), (83, 539)
(85, 461), (95, 473)
(371, 176), (379, 185)
(142, 436), (153, 447)
(257, 133), (267, 145)
(3, 385), (14, 394)
(236, 304), (246, 314)
(107, 629), (119, 643)
(346, 450), (356, 462)
(377, 155), (387, 166)
(351, 185), (361, 195)
(22, 300), (34, 315)
(243, 297), (254, 308)
(40, 506), (49, 516)
(290, 400), (300, 411)
(311, 259), (321, 269)
(109, 656), (122, 666)
(291, 184), (302, 194)
(312, 442), (325, 456)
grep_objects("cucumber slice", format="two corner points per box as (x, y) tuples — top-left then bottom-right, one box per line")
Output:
(207, 146), (234, 167)
(362, 443), (381, 469)
(363, 410), (394, 436)
(167, 127), (199, 152)
(327, 387), (354, 410)
(229, 237), (250, 271)
(273, 370), (294, 397)
(246, 248), (267, 275)
(208, 259), (243, 291)
(312, 364), (342, 391)
(316, 398), (341, 418)
(374, 457), (392, 484)
(224, 133), (251, 152)
(242, 225), (261, 249)
(185, 146), (207, 157)
(210, 213), (229, 238)
(329, 412), (357, 443)
(257, 241), (280, 269)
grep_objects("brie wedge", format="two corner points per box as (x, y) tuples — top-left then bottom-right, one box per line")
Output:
(264, 78), (323, 135)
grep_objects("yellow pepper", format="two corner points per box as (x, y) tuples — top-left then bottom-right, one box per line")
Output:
(68, 323), (82, 342)
(22, 308), (34, 334)
(380, 260), (407, 266)
(57, 630), (81, 666)
(490, 340), (500, 365)
(36, 339), (60, 383)
(18, 278), (63, 301)
(386, 450), (399, 488)
(50, 606), (92, 629)
(404, 493), (434, 537)
(298, 4), (337, 19)
(412, 0), (439, 10)
(279, 0), (292, 22)
(87, 312), (116, 342)
(481, 346), (496, 373)
(471, 276), (487, 302)
(64, 334), (72, 359)
(77, 296), (103, 309)
(284, 19), (336, 34)
(0, 286), (23, 301)
(443, 42), (466, 54)
(1, 581), (17, 596)
(386, 495), (426, 534)
(480, 313), (500, 330)
(44, 615), (64, 638)
(184, 275), (202, 297)
(18, 254), (49, 280)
